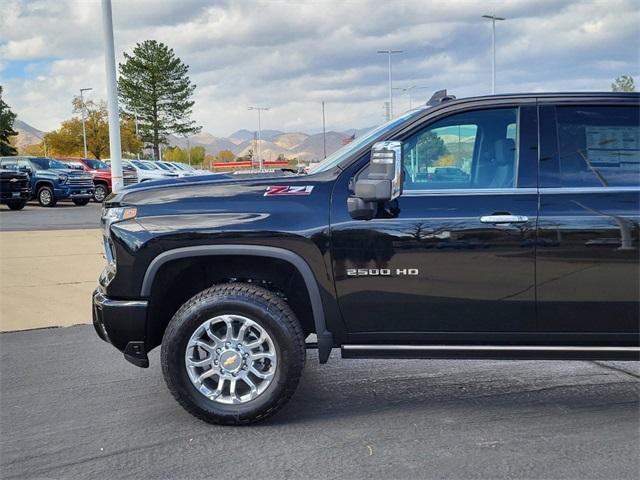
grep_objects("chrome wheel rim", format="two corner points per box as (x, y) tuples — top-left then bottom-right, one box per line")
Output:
(95, 186), (106, 202)
(185, 314), (277, 405)
(39, 189), (51, 205)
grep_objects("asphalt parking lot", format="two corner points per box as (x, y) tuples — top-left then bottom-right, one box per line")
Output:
(1, 325), (639, 480)
(0, 201), (102, 231)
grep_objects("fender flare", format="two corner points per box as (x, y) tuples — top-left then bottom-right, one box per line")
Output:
(140, 245), (333, 363)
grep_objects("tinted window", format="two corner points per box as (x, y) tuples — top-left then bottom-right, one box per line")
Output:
(543, 105), (639, 187)
(403, 108), (518, 190)
(85, 159), (109, 169)
(29, 157), (68, 170)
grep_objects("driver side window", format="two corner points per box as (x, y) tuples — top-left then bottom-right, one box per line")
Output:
(403, 108), (518, 190)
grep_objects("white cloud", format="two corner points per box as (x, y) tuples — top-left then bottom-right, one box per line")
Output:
(1, 0), (638, 136)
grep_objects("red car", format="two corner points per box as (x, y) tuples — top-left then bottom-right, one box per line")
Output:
(58, 158), (138, 202)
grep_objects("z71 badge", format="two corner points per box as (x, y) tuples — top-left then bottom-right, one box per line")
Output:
(264, 186), (314, 196)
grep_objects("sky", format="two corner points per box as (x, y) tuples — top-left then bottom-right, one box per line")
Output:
(1, 0), (639, 137)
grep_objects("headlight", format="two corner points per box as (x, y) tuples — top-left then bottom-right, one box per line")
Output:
(101, 206), (137, 235)
(58, 174), (68, 183)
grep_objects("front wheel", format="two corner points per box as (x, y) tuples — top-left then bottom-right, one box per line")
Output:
(161, 283), (306, 425)
(73, 198), (90, 206)
(93, 184), (108, 202)
(37, 186), (57, 207)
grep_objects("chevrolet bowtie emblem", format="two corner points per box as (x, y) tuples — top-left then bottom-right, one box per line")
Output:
(223, 356), (237, 367)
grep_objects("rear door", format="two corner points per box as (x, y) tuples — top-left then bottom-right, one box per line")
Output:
(537, 100), (640, 342)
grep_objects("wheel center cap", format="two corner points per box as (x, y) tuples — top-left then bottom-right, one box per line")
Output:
(219, 351), (241, 372)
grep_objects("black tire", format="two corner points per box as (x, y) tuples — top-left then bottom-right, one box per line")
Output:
(93, 184), (108, 202)
(37, 185), (56, 207)
(6, 200), (27, 210)
(73, 198), (90, 206)
(161, 283), (306, 425)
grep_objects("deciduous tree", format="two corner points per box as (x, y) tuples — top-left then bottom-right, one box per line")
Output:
(43, 99), (142, 159)
(611, 75), (635, 92)
(215, 149), (235, 162)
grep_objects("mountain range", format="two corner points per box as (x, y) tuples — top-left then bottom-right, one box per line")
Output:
(13, 119), (374, 161)
(169, 127), (374, 161)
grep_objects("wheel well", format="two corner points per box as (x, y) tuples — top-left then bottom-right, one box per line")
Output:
(94, 180), (108, 188)
(145, 255), (315, 351)
(35, 180), (53, 191)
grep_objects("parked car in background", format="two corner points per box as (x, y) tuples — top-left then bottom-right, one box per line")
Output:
(58, 158), (138, 202)
(0, 164), (31, 210)
(168, 162), (209, 175)
(138, 160), (181, 179)
(113, 159), (179, 182)
(0, 156), (94, 207)
(156, 161), (196, 177)
(432, 167), (470, 183)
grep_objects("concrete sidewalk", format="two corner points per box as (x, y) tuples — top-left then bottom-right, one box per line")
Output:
(0, 229), (103, 331)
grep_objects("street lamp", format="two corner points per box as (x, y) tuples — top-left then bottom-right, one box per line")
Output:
(377, 50), (403, 121)
(79, 87), (92, 158)
(248, 106), (270, 170)
(482, 14), (506, 94)
(133, 109), (141, 159)
(393, 85), (429, 111)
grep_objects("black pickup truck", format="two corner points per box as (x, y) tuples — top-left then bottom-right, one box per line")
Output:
(0, 167), (30, 210)
(94, 92), (639, 425)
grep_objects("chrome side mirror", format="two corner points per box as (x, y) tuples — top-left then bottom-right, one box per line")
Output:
(348, 141), (403, 220)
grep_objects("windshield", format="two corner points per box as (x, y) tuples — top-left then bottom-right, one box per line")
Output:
(30, 157), (70, 170)
(309, 107), (427, 173)
(85, 159), (109, 169)
(132, 161), (153, 170)
(157, 162), (173, 171)
(142, 161), (162, 170)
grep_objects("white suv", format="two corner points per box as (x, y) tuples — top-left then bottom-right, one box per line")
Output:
(122, 160), (178, 182)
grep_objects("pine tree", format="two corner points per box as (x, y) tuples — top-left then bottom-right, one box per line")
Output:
(118, 40), (201, 159)
(0, 86), (19, 156)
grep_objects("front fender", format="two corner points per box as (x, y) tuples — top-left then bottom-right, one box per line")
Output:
(140, 244), (333, 363)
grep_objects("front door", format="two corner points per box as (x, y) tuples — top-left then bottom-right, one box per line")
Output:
(330, 105), (539, 340)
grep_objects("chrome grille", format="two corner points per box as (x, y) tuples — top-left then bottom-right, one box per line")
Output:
(0, 178), (29, 191)
(123, 175), (138, 185)
(68, 176), (94, 186)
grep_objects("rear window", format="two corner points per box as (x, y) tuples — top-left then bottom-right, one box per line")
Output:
(544, 105), (640, 187)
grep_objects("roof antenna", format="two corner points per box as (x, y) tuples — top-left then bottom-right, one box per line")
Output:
(427, 89), (456, 106)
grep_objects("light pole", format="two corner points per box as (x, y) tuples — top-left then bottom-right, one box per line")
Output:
(321, 101), (327, 159)
(101, 0), (123, 192)
(133, 109), (140, 159)
(79, 87), (92, 158)
(482, 14), (505, 94)
(393, 85), (429, 111)
(248, 106), (270, 170)
(377, 49), (403, 120)
(185, 135), (191, 165)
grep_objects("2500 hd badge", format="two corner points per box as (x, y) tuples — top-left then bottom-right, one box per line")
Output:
(346, 268), (419, 276)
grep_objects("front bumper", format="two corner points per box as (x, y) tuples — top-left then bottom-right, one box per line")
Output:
(92, 289), (149, 367)
(55, 186), (95, 199)
(1, 190), (30, 201)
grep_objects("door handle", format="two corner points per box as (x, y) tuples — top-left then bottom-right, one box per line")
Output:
(480, 214), (529, 224)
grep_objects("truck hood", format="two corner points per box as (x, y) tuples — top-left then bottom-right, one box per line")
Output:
(105, 170), (314, 207)
(0, 170), (28, 180)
